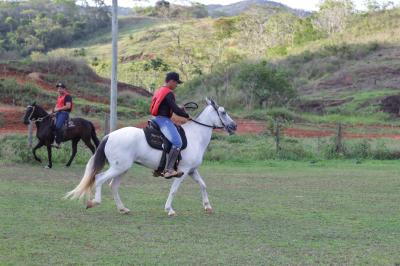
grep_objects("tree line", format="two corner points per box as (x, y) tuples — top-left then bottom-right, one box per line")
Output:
(0, 0), (110, 58)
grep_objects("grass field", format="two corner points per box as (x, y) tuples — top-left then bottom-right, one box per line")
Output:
(1, 161), (400, 265)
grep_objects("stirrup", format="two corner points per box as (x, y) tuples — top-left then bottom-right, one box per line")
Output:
(153, 170), (163, 177)
(51, 142), (61, 149)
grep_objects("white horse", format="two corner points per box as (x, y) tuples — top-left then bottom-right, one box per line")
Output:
(66, 98), (237, 216)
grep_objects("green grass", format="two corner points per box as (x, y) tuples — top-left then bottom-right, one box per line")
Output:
(1, 161), (400, 264)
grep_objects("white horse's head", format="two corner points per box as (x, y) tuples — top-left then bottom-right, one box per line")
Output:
(205, 98), (237, 135)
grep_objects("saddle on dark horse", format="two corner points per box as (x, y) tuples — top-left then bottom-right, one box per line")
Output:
(52, 116), (76, 142)
(143, 119), (187, 177)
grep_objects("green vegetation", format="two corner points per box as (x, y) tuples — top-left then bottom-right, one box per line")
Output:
(1, 161), (400, 264)
(0, 0), (110, 57)
(3, 132), (400, 165)
(0, 1), (400, 140)
(26, 1), (397, 125)
(135, 1), (208, 19)
(179, 60), (295, 110)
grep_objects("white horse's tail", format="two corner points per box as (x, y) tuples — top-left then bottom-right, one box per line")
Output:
(65, 136), (109, 200)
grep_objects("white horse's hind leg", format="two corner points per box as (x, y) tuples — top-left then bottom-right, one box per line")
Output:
(190, 169), (212, 213)
(87, 166), (129, 209)
(164, 173), (187, 216)
(110, 174), (130, 214)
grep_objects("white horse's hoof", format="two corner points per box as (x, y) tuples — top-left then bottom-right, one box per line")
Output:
(205, 207), (213, 214)
(44, 165), (51, 169)
(119, 207), (130, 214)
(167, 209), (176, 217)
(86, 200), (99, 209)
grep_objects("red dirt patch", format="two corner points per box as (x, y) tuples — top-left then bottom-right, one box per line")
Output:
(0, 105), (29, 134)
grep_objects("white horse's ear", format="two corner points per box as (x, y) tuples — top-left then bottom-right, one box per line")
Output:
(205, 97), (211, 105)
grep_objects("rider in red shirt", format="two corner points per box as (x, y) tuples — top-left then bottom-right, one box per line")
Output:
(150, 72), (189, 178)
(52, 82), (72, 148)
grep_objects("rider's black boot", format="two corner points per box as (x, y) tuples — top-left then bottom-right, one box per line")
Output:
(163, 147), (183, 179)
(52, 129), (62, 149)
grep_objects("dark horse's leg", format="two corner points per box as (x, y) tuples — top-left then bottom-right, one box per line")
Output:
(32, 140), (44, 163)
(82, 137), (96, 154)
(90, 123), (100, 148)
(45, 145), (52, 169)
(66, 138), (80, 167)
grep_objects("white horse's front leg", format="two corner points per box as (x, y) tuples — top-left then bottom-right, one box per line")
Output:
(110, 175), (130, 214)
(164, 173), (187, 216)
(191, 169), (212, 213)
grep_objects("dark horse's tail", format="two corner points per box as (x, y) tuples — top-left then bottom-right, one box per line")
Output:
(90, 122), (100, 148)
(65, 136), (109, 200)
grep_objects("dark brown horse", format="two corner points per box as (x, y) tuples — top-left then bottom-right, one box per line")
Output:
(23, 103), (100, 168)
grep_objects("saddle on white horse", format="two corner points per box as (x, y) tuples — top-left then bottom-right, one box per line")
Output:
(143, 119), (187, 177)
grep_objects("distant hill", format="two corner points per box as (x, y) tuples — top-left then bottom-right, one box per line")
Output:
(107, 6), (135, 16)
(207, 0), (312, 18)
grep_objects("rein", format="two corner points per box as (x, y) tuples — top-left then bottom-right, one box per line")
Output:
(184, 102), (225, 130)
(31, 114), (51, 123)
(27, 105), (52, 123)
(189, 118), (224, 129)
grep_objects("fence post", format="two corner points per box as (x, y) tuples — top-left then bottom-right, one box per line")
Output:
(104, 113), (110, 135)
(335, 123), (343, 153)
(28, 121), (33, 148)
(275, 118), (281, 153)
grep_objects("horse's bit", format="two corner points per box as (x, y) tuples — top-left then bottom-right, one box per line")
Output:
(27, 105), (51, 123)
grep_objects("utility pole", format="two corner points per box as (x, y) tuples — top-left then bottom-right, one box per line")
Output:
(110, 0), (118, 132)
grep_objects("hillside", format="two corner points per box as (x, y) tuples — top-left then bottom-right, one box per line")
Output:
(59, 6), (399, 125)
(1, 1), (400, 136)
(0, 58), (152, 135)
(207, 0), (311, 17)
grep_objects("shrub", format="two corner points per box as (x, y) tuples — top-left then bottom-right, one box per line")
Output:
(345, 139), (372, 159)
(266, 107), (301, 122)
(277, 140), (315, 160)
(0, 135), (92, 164)
(0, 79), (54, 107)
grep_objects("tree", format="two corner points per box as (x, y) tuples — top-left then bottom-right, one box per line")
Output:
(213, 17), (237, 40)
(156, 0), (170, 9)
(264, 12), (298, 48)
(235, 7), (273, 57)
(5, 17), (15, 32)
(143, 57), (170, 91)
(314, 0), (354, 36)
(233, 61), (296, 109)
(364, 0), (381, 11)
(293, 17), (323, 45)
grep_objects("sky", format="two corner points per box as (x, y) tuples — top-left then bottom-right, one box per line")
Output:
(104, 0), (382, 11)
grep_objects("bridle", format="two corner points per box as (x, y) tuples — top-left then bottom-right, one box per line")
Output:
(26, 105), (51, 123)
(184, 102), (225, 130)
(189, 118), (224, 129)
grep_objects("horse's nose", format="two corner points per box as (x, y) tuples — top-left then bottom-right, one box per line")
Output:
(232, 123), (237, 131)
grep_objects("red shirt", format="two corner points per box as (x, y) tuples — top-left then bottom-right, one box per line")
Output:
(150, 86), (172, 116)
(56, 93), (73, 112)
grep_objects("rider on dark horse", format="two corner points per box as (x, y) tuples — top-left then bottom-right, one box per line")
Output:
(150, 72), (189, 178)
(52, 82), (72, 149)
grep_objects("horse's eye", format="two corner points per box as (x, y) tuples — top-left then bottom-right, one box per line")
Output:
(221, 111), (226, 115)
